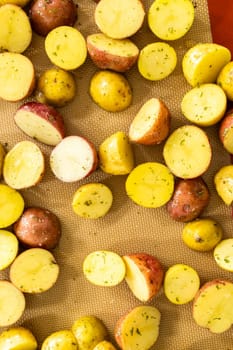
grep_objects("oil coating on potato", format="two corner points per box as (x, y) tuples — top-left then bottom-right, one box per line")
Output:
(14, 207), (61, 249)
(167, 177), (210, 222)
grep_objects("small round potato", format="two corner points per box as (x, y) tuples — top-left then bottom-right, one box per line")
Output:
(93, 341), (117, 350)
(41, 330), (78, 350)
(72, 316), (108, 350)
(36, 67), (76, 107)
(182, 218), (223, 251)
(167, 177), (210, 222)
(0, 327), (38, 350)
(29, 0), (77, 37)
(13, 207), (61, 249)
(89, 70), (132, 112)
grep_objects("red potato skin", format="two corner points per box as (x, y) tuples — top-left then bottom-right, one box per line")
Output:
(114, 314), (126, 349)
(15, 101), (65, 138)
(13, 207), (61, 249)
(29, 0), (78, 36)
(87, 39), (139, 73)
(125, 253), (164, 300)
(167, 177), (210, 222)
(129, 99), (171, 145)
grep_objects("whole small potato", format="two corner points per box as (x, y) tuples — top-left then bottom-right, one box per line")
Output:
(36, 67), (76, 107)
(72, 315), (108, 350)
(29, 0), (77, 37)
(13, 207), (61, 249)
(89, 70), (132, 112)
(182, 218), (223, 251)
(167, 177), (210, 222)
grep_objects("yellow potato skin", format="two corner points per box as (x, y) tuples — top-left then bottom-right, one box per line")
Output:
(72, 316), (108, 350)
(41, 330), (78, 350)
(99, 131), (134, 175)
(93, 341), (117, 350)
(36, 67), (76, 107)
(217, 61), (233, 101)
(89, 70), (132, 112)
(0, 0), (30, 7)
(182, 218), (223, 251)
(0, 327), (37, 350)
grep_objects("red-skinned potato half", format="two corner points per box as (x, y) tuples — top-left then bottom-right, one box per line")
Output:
(29, 0), (77, 36)
(122, 253), (164, 302)
(14, 101), (65, 146)
(129, 98), (171, 145)
(13, 207), (61, 250)
(87, 33), (139, 72)
(50, 135), (98, 182)
(219, 109), (233, 154)
(167, 177), (210, 222)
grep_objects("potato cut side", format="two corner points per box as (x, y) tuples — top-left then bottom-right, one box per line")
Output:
(83, 250), (126, 287)
(0, 184), (24, 228)
(86, 33), (139, 72)
(115, 305), (160, 350)
(138, 42), (177, 81)
(164, 263), (200, 304)
(148, 0), (194, 40)
(0, 281), (25, 326)
(50, 136), (98, 182)
(123, 253), (164, 302)
(182, 43), (231, 87)
(14, 102), (65, 146)
(193, 280), (233, 333)
(163, 125), (212, 179)
(181, 84), (227, 126)
(94, 0), (145, 39)
(0, 52), (35, 101)
(72, 183), (113, 219)
(10, 248), (59, 293)
(125, 162), (174, 208)
(3, 140), (45, 189)
(129, 98), (170, 145)
(0, 230), (18, 270)
(214, 165), (233, 205)
(99, 131), (134, 175)
(0, 327), (38, 350)
(214, 238), (233, 272)
(45, 26), (87, 70)
(0, 4), (32, 53)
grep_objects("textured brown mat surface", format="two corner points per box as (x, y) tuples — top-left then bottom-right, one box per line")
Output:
(0, 0), (232, 348)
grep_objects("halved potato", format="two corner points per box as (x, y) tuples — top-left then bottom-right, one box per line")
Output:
(0, 327), (38, 350)
(125, 162), (174, 208)
(94, 0), (145, 39)
(0, 280), (25, 327)
(214, 238), (233, 272)
(129, 98), (171, 145)
(10, 248), (59, 293)
(3, 140), (45, 189)
(45, 26), (87, 70)
(219, 109), (233, 154)
(164, 263), (200, 304)
(83, 250), (126, 287)
(181, 83), (227, 126)
(148, 0), (195, 40)
(87, 33), (139, 72)
(0, 52), (35, 101)
(0, 4), (32, 53)
(138, 42), (177, 81)
(182, 43), (231, 87)
(0, 184), (24, 228)
(72, 183), (113, 219)
(214, 165), (233, 205)
(0, 230), (19, 270)
(115, 305), (161, 350)
(193, 279), (233, 333)
(163, 125), (212, 179)
(41, 330), (78, 350)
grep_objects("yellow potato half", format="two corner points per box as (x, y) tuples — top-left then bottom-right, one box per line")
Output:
(214, 238), (233, 272)
(214, 165), (233, 205)
(0, 184), (24, 228)
(182, 43), (231, 87)
(217, 61), (233, 101)
(41, 330), (78, 350)
(0, 327), (38, 350)
(0, 230), (18, 270)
